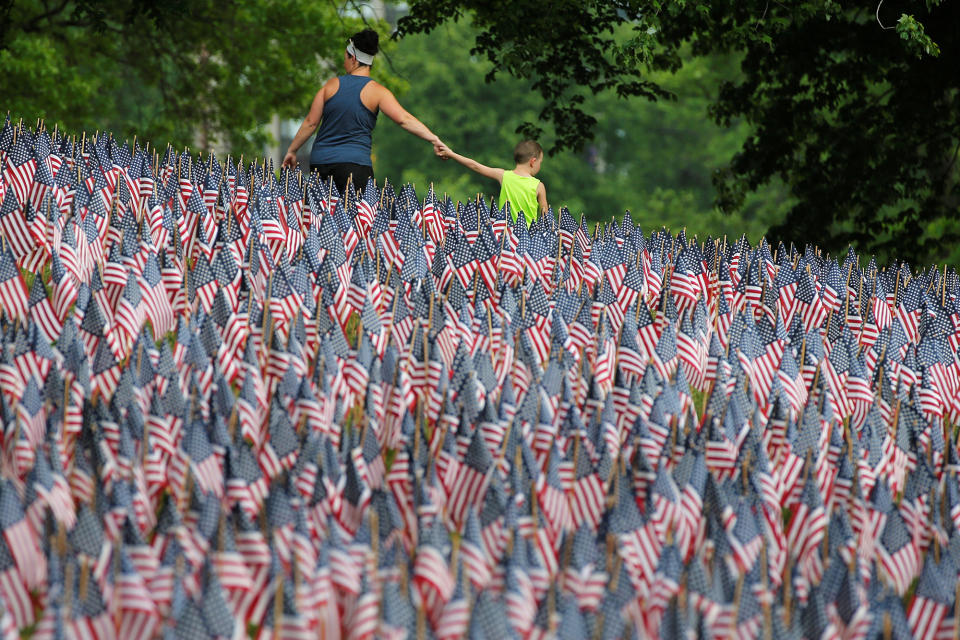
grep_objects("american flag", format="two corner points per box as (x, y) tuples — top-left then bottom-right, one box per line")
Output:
(6, 122), (960, 639)
(445, 426), (493, 529)
(876, 507), (922, 596)
(2, 135), (37, 211)
(0, 243), (28, 320)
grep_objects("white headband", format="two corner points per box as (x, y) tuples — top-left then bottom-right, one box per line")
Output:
(347, 40), (374, 66)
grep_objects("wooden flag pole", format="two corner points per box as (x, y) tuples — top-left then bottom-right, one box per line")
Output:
(782, 550), (794, 629)
(798, 334), (808, 376)
(760, 541), (773, 640)
(942, 263), (948, 307)
(416, 592), (426, 640)
(740, 447), (752, 493)
(273, 571), (285, 640)
(63, 551), (75, 621)
(730, 570), (746, 639)
(925, 267), (938, 296)
(891, 398), (902, 444)
(891, 264), (902, 312)
(844, 416), (855, 466)
(78, 556), (90, 603)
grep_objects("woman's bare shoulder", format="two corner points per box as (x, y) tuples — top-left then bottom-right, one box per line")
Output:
(358, 79), (387, 112)
(365, 80), (397, 98)
(323, 76), (340, 94)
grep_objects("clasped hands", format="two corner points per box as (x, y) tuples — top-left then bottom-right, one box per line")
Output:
(433, 139), (451, 160)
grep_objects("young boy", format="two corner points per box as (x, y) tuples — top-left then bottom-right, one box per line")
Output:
(438, 139), (548, 225)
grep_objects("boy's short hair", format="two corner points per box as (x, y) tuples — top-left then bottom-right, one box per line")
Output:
(513, 140), (543, 164)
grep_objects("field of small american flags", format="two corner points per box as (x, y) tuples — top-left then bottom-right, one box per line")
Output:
(2, 115), (960, 640)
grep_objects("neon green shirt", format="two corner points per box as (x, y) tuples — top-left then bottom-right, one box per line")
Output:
(498, 170), (540, 225)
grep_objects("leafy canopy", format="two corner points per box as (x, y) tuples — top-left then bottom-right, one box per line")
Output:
(397, 0), (956, 264)
(0, 0), (390, 157)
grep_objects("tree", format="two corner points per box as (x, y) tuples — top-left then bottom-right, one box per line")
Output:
(0, 0), (392, 157)
(395, 1), (674, 153)
(666, 1), (959, 265)
(396, 1), (955, 263)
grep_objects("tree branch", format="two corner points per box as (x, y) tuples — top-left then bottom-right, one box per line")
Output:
(23, 0), (73, 32)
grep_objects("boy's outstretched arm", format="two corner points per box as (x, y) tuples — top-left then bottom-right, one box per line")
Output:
(537, 183), (549, 215)
(438, 145), (504, 183)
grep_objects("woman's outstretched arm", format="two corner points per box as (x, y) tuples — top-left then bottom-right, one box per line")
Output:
(376, 86), (443, 147)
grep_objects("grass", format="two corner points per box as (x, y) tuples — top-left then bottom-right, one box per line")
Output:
(690, 386), (708, 418)
(22, 269), (35, 292)
(345, 311), (360, 349)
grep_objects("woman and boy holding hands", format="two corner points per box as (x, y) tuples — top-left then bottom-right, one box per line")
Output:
(282, 28), (549, 225)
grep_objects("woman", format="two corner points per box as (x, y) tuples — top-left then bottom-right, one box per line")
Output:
(282, 28), (444, 195)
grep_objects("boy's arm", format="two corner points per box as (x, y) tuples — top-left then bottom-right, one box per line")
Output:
(441, 147), (504, 183)
(537, 182), (549, 214)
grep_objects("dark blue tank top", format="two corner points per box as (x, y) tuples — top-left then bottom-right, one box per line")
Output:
(310, 75), (379, 167)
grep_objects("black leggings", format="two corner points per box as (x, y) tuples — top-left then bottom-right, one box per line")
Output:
(310, 162), (374, 197)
